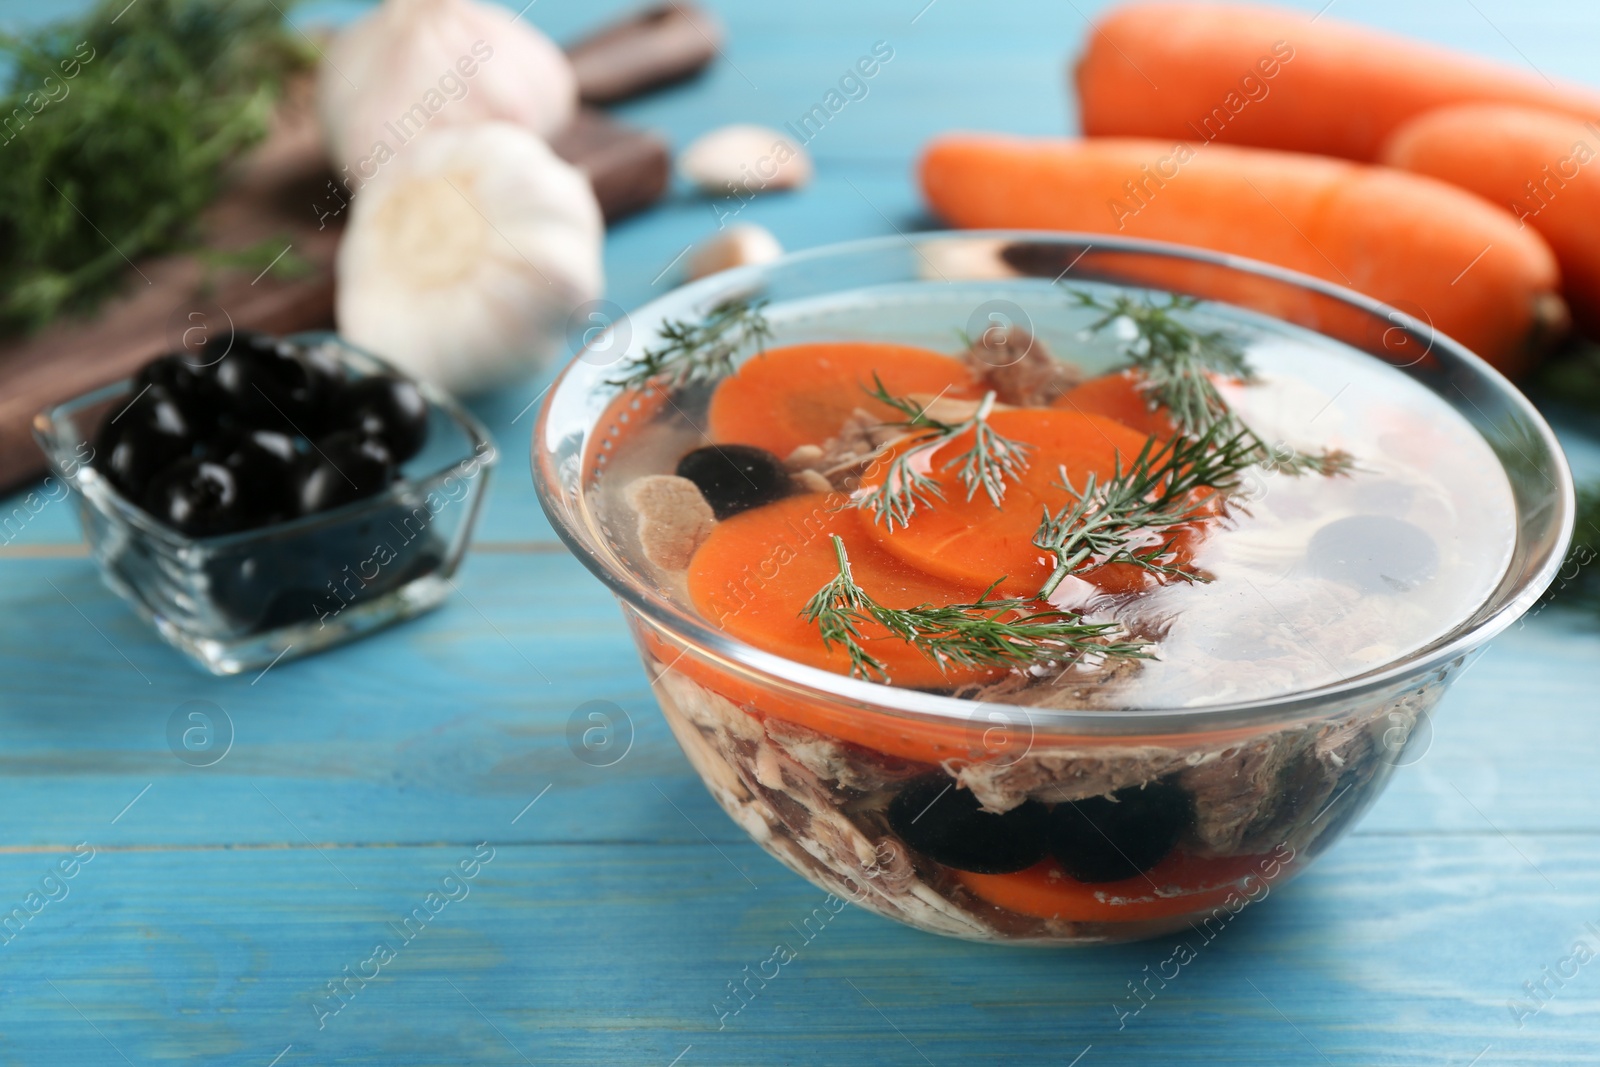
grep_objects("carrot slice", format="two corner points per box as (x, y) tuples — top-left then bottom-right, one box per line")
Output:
(686, 494), (999, 689)
(1052, 370), (1177, 439)
(707, 342), (982, 459)
(956, 849), (1293, 924)
(856, 408), (1180, 597)
(638, 622), (1295, 767)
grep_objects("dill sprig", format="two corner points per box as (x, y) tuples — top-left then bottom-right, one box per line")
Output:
(1070, 290), (1352, 477)
(1074, 290), (1254, 435)
(856, 378), (1033, 530)
(801, 535), (1147, 682)
(1033, 425), (1259, 599)
(607, 298), (771, 391)
(0, 0), (310, 333)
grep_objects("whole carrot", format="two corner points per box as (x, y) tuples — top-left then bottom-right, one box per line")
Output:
(919, 133), (1567, 375)
(1382, 104), (1600, 337)
(1075, 2), (1600, 163)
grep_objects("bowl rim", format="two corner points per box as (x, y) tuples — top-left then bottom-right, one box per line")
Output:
(34, 330), (499, 552)
(533, 230), (1576, 736)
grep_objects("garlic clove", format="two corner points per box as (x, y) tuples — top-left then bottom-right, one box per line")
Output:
(317, 0), (578, 176)
(677, 124), (812, 197)
(684, 224), (784, 281)
(336, 121), (604, 397)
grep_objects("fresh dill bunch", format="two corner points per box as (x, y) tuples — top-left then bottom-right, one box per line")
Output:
(801, 535), (1148, 683)
(196, 236), (312, 287)
(1545, 481), (1600, 618)
(856, 377), (1033, 530)
(1032, 425), (1261, 599)
(1531, 339), (1600, 414)
(1070, 289), (1352, 476)
(0, 0), (309, 332)
(607, 298), (771, 391)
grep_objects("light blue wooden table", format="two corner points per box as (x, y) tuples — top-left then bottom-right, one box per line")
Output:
(3, 0), (1599, 1063)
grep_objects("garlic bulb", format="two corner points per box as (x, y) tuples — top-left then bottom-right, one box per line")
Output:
(317, 0), (577, 176)
(336, 121), (604, 396)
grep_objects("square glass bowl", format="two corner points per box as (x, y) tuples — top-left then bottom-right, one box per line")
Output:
(34, 332), (497, 675)
(535, 232), (1574, 944)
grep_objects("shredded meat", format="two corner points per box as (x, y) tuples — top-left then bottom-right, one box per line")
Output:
(962, 326), (1083, 406)
(784, 408), (904, 491)
(648, 651), (1447, 943)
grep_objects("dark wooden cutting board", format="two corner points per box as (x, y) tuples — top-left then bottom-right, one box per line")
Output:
(0, 3), (714, 494)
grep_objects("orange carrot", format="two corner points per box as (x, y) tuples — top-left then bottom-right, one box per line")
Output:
(686, 494), (998, 689)
(1382, 104), (1600, 337)
(955, 850), (1290, 924)
(856, 409), (1184, 598)
(919, 133), (1567, 375)
(707, 342), (981, 460)
(1053, 370), (1177, 439)
(1075, 2), (1600, 163)
(639, 623), (1009, 766)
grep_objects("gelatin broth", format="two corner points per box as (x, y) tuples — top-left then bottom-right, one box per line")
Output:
(587, 281), (1516, 708)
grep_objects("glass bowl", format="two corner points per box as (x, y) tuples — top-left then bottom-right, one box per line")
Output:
(533, 232), (1573, 944)
(35, 332), (497, 676)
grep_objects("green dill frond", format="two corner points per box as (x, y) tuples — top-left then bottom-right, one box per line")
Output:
(1070, 288), (1350, 477)
(801, 536), (1148, 683)
(862, 372), (951, 429)
(800, 535), (891, 681)
(1543, 481), (1600, 619)
(1033, 425), (1258, 598)
(607, 298), (771, 391)
(0, 0), (309, 333)
(856, 388), (1033, 529)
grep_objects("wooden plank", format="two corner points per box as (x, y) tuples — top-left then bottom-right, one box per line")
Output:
(0, 551), (1597, 848)
(0, 837), (1597, 1065)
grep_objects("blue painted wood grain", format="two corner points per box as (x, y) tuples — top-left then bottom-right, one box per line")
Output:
(2, 0), (1600, 1063)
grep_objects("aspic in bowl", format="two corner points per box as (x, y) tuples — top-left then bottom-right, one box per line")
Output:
(534, 233), (1572, 944)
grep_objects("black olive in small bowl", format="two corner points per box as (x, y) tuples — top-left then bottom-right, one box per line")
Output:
(209, 428), (300, 526)
(338, 374), (430, 463)
(34, 332), (497, 675)
(213, 332), (343, 434)
(95, 386), (196, 500)
(142, 458), (244, 539)
(298, 432), (397, 516)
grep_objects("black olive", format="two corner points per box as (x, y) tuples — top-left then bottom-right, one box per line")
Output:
(142, 458), (244, 537)
(213, 428), (301, 525)
(1046, 780), (1193, 883)
(887, 775), (1049, 874)
(336, 373), (430, 462)
(213, 333), (339, 432)
(299, 342), (351, 433)
(94, 385), (196, 499)
(675, 444), (790, 519)
(296, 431), (395, 515)
(135, 352), (223, 433)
